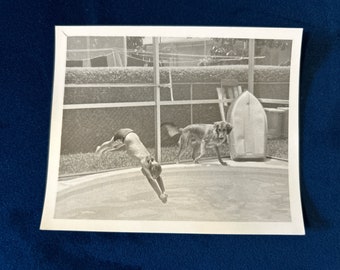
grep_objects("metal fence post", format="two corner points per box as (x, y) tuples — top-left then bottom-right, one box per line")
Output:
(190, 84), (193, 124)
(248, 39), (255, 94)
(153, 37), (161, 162)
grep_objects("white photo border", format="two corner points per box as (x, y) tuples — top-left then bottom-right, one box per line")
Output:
(40, 26), (304, 235)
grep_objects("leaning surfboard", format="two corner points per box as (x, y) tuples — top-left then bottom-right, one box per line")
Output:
(227, 91), (268, 161)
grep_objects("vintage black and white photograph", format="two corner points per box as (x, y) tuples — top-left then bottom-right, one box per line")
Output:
(40, 26), (304, 234)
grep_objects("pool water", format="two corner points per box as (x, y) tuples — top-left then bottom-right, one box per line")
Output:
(55, 165), (290, 222)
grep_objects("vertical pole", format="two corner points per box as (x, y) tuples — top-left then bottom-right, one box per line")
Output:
(169, 69), (174, 101)
(86, 36), (91, 67)
(123, 36), (128, 67)
(248, 39), (255, 94)
(153, 37), (161, 162)
(190, 84), (193, 124)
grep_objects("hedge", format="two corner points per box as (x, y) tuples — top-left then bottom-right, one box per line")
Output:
(61, 66), (290, 154)
(65, 65), (290, 84)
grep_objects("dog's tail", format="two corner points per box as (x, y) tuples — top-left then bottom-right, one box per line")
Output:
(161, 122), (183, 137)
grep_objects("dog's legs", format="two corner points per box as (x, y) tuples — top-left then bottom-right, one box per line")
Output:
(175, 135), (187, 164)
(214, 145), (227, 166)
(193, 141), (206, 164)
(191, 143), (200, 161)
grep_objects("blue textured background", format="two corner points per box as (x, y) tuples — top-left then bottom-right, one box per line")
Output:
(1, 0), (339, 269)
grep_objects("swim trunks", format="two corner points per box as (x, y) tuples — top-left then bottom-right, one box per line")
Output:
(113, 128), (134, 143)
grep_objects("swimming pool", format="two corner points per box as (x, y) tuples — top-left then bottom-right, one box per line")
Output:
(55, 163), (290, 222)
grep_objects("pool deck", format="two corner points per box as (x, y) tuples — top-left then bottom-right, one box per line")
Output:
(58, 158), (288, 192)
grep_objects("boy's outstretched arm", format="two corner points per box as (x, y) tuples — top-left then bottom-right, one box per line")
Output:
(156, 175), (168, 203)
(141, 168), (167, 203)
(156, 176), (165, 194)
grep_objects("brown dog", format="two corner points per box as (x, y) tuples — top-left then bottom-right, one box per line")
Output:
(162, 121), (232, 165)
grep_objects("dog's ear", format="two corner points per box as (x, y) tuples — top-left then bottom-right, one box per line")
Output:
(213, 121), (219, 130)
(226, 123), (233, 134)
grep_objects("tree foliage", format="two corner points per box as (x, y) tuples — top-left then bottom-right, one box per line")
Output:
(126, 37), (144, 50)
(199, 38), (291, 66)
(126, 37), (146, 66)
